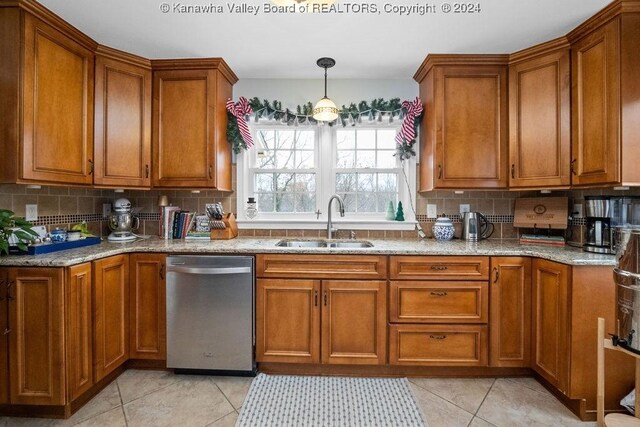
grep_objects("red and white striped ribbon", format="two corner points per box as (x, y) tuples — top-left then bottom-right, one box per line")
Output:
(226, 97), (254, 148)
(395, 97), (423, 145)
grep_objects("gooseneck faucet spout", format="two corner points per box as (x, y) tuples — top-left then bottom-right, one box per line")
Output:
(327, 195), (345, 239)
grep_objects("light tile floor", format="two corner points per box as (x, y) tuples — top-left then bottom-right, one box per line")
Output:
(0, 371), (599, 427)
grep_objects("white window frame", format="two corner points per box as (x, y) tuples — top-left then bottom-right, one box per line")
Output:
(236, 120), (416, 230)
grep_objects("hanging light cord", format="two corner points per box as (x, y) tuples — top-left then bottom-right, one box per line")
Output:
(323, 66), (328, 98)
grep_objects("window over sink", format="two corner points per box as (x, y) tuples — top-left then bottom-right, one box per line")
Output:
(236, 121), (416, 228)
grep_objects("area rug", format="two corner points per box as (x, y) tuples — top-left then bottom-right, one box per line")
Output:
(236, 374), (426, 427)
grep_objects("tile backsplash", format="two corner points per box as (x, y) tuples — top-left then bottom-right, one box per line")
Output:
(2, 163), (640, 243)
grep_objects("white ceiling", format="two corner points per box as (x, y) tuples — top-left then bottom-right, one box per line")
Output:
(40, 0), (609, 79)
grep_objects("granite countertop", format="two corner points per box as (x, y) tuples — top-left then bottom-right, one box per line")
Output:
(0, 237), (616, 267)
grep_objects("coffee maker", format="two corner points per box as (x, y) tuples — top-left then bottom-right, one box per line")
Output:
(107, 198), (139, 242)
(583, 196), (625, 254)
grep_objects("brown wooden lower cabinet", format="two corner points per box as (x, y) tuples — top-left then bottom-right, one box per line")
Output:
(389, 324), (488, 366)
(532, 258), (569, 393)
(256, 278), (386, 365)
(93, 255), (129, 382)
(322, 280), (387, 365)
(129, 254), (166, 360)
(490, 257), (531, 367)
(8, 268), (66, 405)
(0, 269), (8, 405)
(256, 279), (320, 364)
(66, 263), (93, 401)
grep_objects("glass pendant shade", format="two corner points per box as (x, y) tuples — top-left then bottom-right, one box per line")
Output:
(313, 97), (339, 122)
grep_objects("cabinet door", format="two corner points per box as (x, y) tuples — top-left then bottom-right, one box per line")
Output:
(94, 53), (152, 187)
(8, 268), (65, 405)
(153, 69), (214, 188)
(22, 14), (94, 185)
(490, 257), (531, 367)
(256, 279), (320, 364)
(571, 18), (620, 186)
(66, 263), (93, 401)
(434, 65), (508, 188)
(509, 50), (570, 188)
(0, 270), (8, 404)
(321, 280), (387, 365)
(93, 255), (129, 382)
(532, 259), (570, 392)
(130, 254), (166, 360)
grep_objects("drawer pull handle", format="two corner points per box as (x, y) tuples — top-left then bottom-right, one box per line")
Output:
(314, 290), (318, 307)
(429, 335), (447, 340)
(430, 266), (448, 271)
(493, 267), (499, 283)
(2, 328), (10, 336)
(430, 291), (448, 297)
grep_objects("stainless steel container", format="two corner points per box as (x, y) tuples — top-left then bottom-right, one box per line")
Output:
(614, 227), (640, 353)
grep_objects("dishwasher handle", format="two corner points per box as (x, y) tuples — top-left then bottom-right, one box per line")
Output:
(167, 266), (252, 275)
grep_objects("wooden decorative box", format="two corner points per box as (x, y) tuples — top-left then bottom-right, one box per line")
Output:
(210, 213), (239, 240)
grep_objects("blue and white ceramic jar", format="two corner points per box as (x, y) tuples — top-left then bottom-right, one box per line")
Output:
(432, 216), (454, 241)
(50, 228), (67, 243)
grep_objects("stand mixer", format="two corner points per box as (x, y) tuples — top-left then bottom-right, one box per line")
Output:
(107, 198), (140, 242)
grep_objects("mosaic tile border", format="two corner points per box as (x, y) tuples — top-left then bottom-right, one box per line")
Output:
(416, 214), (515, 223)
(30, 214), (104, 226)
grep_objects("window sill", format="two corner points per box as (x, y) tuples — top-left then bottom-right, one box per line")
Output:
(236, 219), (417, 231)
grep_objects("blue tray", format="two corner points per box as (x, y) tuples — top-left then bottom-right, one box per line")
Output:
(12, 237), (102, 255)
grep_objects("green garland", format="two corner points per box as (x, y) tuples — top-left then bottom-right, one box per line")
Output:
(227, 97), (422, 158)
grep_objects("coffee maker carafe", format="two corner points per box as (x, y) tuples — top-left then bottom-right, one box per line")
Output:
(107, 198), (139, 242)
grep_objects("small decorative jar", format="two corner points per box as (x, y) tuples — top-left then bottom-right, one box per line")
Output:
(50, 228), (68, 243)
(432, 216), (455, 241)
(246, 197), (258, 220)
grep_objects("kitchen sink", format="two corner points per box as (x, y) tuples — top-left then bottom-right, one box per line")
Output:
(275, 240), (374, 248)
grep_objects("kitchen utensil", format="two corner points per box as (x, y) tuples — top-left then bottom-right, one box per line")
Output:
(461, 212), (494, 241)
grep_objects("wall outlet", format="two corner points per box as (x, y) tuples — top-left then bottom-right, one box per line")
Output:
(426, 204), (438, 219)
(103, 203), (112, 218)
(573, 203), (583, 218)
(459, 204), (471, 214)
(25, 204), (38, 221)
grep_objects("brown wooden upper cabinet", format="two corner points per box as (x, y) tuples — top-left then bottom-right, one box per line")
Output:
(414, 55), (509, 191)
(0, 7), (95, 186)
(94, 46), (152, 188)
(152, 59), (237, 189)
(508, 40), (571, 189)
(569, 7), (640, 187)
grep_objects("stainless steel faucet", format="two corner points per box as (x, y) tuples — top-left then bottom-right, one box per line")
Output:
(327, 195), (345, 239)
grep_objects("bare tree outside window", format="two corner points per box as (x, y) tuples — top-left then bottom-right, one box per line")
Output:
(253, 129), (316, 213)
(335, 129), (399, 213)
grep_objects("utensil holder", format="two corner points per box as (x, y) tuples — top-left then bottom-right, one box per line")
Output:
(210, 213), (238, 240)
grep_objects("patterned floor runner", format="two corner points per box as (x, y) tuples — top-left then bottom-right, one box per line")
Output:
(236, 374), (426, 427)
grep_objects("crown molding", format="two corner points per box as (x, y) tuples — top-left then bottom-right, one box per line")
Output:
(509, 36), (570, 64)
(567, 0), (640, 43)
(413, 54), (509, 83)
(151, 58), (239, 84)
(96, 45), (151, 69)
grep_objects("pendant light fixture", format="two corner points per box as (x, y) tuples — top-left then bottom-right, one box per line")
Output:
(312, 57), (339, 122)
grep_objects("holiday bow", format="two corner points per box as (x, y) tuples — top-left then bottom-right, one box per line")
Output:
(226, 97), (254, 148)
(395, 97), (423, 145)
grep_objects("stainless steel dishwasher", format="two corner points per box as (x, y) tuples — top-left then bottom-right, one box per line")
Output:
(166, 255), (255, 375)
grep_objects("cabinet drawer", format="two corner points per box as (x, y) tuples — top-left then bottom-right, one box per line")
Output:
(390, 281), (488, 323)
(390, 256), (489, 280)
(389, 324), (488, 366)
(256, 255), (387, 279)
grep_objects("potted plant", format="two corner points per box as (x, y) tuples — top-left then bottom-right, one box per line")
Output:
(0, 209), (39, 255)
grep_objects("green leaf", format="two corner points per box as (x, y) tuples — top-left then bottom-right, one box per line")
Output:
(16, 243), (27, 251)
